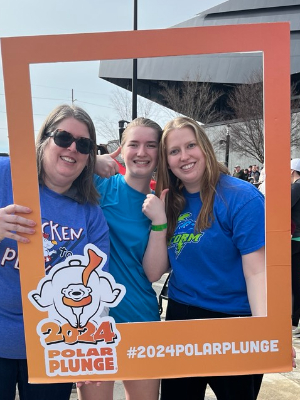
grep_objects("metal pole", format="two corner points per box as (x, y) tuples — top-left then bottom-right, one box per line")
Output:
(119, 120), (129, 144)
(132, 0), (138, 120)
(71, 89), (77, 104)
(225, 128), (230, 168)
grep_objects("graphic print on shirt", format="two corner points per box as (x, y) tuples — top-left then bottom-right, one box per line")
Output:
(43, 233), (57, 264)
(0, 218), (82, 272)
(28, 244), (126, 377)
(168, 212), (204, 258)
(42, 218), (85, 272)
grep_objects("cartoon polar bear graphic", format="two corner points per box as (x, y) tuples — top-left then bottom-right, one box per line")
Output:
(29, 245), (125, 328)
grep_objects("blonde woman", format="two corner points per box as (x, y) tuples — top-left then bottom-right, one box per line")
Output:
(142, 117), (266, 400)
(78, 118), (162, 400)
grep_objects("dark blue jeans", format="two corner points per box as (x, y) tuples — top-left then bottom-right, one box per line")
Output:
(160, 299), (263, 400)
(0, 357), (72, 400)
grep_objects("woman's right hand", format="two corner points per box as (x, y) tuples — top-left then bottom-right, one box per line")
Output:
(0, 204), (36, 243)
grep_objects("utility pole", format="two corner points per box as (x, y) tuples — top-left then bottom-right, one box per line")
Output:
(132, 0), (138, 120)
(219, 126), (230, 168)
(71, 89), (77, 104)
(225, 127), (230, 168)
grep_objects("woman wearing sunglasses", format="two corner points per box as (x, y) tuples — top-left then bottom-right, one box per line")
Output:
(77, 118), (162, 400)
(0, 104), (109, 400)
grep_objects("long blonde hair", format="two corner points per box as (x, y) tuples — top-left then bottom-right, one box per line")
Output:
(155, 117), (228, 240)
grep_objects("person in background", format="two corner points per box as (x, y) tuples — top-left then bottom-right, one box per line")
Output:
(77, 118), (162, 400)
(0, 104), (110, 400)
(248, 165), (253, 179)
(142, 116), (266, 400)
(251, 165), (260, 184)
(258, 166), (265, 195)
(291, 158), (300, 337)
(243, 168), (250, 181)
(233, 165), (246, 180)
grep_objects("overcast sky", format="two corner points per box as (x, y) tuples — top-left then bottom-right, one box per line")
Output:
(0, 0), (224, 153)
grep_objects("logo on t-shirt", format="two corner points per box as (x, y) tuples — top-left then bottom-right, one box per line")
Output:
(168, 212), (204, 258)
(42, 218), (85, 272)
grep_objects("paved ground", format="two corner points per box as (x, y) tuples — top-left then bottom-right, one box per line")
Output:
(16, 275), (300, 399)
(68, 337), (300, 400)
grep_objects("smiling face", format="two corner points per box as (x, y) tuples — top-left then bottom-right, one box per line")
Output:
(42, 117), (90, 193)
(62, 284), (92, 301)
(166, 127), (207, 193)
(122, 125), (159, 185)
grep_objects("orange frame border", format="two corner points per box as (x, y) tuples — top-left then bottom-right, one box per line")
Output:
(1, 23), (291, 383)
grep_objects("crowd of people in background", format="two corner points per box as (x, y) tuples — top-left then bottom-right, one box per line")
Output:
(233, 164), (265, 194)
(233, 164), (260, 183)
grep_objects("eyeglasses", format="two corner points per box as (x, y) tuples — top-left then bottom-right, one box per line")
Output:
(46, 129), (94, 154)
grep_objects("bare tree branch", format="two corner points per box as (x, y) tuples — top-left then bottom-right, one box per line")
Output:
(94, 118), (119, 144)
(110, 87), (160, 120)
(159, 71), (224, 124)
(95, 87), (163, 144)
(227, 70), (300, 163)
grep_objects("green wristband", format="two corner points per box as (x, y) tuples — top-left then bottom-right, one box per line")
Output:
(151, 223), (167, 231)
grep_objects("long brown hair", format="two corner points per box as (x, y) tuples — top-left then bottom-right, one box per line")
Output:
(36, 104), (99, 204)
(155, 117), (228, 240)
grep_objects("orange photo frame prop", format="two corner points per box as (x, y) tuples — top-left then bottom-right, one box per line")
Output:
(1, 22), (291, 383)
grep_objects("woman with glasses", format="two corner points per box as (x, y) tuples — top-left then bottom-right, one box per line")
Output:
(0, 104), (109, 400)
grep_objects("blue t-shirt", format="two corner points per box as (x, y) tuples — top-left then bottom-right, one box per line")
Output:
(0, 157), (110, 358)
(168, 174), (265, 315)
(95, 174), (160, 323)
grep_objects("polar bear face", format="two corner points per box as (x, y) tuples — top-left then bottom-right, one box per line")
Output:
(61, 284), (92, 301)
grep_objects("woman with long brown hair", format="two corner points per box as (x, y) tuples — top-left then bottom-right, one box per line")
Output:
(0, 104), (109, 400)
(142, 116), (266, 400)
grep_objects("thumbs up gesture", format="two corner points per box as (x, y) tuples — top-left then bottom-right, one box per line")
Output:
(95, 147), (121, 178)
(142, 189), (169, 225)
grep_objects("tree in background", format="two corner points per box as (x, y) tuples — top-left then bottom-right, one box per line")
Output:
(95, 87), (162, 143)
(96, 70), (300, 165)
(96, 72), (224, 143)
(159, 71), (224, 124)
(227, 70), (300, 164)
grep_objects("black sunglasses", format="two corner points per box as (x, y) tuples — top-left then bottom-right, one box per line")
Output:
(46, 129), (95, 154)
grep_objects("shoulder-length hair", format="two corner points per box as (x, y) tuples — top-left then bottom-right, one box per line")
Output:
(36, 104), (99, 204)
(155, 117), (229, 241)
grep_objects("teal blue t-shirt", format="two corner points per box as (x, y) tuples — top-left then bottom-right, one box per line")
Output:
(95, 174), (160, 323)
